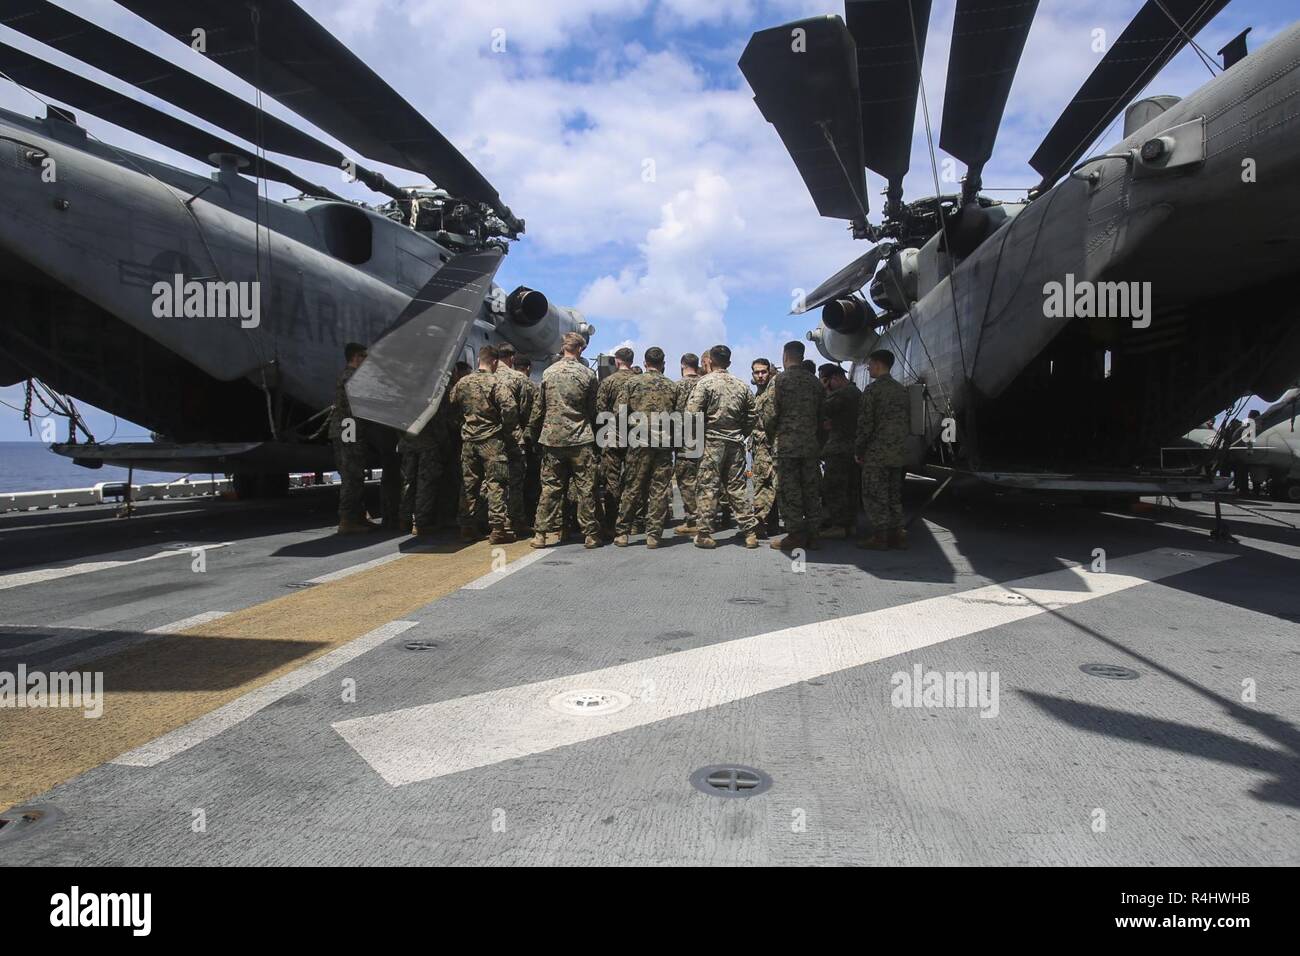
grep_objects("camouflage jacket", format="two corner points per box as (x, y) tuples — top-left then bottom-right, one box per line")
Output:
(597, 368), (636, 447)
(449, 368), (517, 442)
(621, 370), (678, 448)
(856, 374), (910, 466)
(674, 374), (702, 415)
(687, 369), (754, 445)
(519, 375), (540, 443)
(765, 367), (824, 458)
(495, 365), (533, 443)
(535, 356), (598, 447)
(328, 365), (356, 440)
(821, 382), (862, 456)
(750, 385), (774, 452)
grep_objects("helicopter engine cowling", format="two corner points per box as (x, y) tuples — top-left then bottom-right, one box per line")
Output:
(807, 323), (879, 364)
(497, 286), (593, 355)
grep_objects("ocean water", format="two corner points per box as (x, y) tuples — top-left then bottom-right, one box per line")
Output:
(0, 442), (201, 494)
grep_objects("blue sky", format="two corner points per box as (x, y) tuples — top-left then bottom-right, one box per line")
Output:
(1, 0), (1295, 444)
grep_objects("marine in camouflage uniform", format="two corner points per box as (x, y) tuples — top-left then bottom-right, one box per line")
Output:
(856, 353), (911, 549)
(449, 357), (517, 542)
(686, 348), (758, 548)
(819, 365), (862, 536)
(764, 348), (825, 549)
(399, 395), (452, 535)
(531, 340), (602, 546)
(595, 350), (636, 532)
(673, 360), (703, 530)
(749, 363), (777, 535)
(330, 345), (372, 532)
(614, 353), (678, 545)
(494, 349), (533, 534)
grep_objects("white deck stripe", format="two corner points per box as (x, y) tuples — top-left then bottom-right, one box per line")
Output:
(332, 548), (1233, 787)
(462, 550), (547, 590)
(0, 543), (231, 591)
(41, 611), (232, 670)
(304, 551), (404, 584)
(112, 620), (418, 767)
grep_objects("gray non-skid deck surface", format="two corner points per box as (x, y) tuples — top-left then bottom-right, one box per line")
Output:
(1, 490), (1297, 865)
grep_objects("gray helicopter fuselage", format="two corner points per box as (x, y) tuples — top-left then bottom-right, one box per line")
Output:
(820, 21), (1300, 477)
(0, 106), (563, 445)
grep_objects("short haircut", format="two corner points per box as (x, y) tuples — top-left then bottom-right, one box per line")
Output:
(614, 346), (635, 364)
(752, 357), (772, 370)
(515, 356), (532, 372)
(819, 362), (846, 378)
(497, 342), (516, 357)
(709, 344), (732, 368)
(562, 332), (587, 353)
(344, 342), (367, 361)
(868, 349), (895, 369)
(802, 359), (816, 374)
(680, 352), (699, 370)
(783, 340), (805, 360)
(478, 344), (500, 363)
(644, 347), (665, 368)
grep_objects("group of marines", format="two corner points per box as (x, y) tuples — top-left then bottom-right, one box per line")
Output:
(331, 331), (913, 552)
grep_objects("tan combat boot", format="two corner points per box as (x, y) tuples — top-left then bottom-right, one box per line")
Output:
(819, 525), (847, 540)
(694, 533), (717, 549)
(888, 528), (909, 550)
(743, 531), (759, 549)
(489, 528), (515, 545)
(674, 520), (698, 536)
(337, 517), (373, 535)
(645, 535), (660, 549)
(584, 534), (601, 549)
(857, 532), (889, 550)
(613, 534), (629, 547)
(773, 532), (805, 552)
(529, 532), (552, 549)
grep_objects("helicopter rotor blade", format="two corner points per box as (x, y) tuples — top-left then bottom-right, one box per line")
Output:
(1029, 0), (1231, 190)
(794, 243), (890, 315)
(939, 0), (1039, 195)
(0, 40), (341, 200)
(845, 0), (934, 212)
(115, 0), (521, 233)
(346, 249), (505, 436)
(739, 15), (868, 222)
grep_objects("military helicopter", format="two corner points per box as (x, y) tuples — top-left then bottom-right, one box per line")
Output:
(741, 0), (1300, 497)
(0, 0), (591, 496)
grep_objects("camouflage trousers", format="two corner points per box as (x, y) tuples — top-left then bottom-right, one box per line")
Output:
(617, 447), (674, 537)
(460, 436), (509, 531)
(523, 440), (541, 522)
(536, 443), (600, 536)
(697, 439), (756, 535)
(674, 453), (700, 522)
(504, 435), (527, 532)
(751, 441), (777, 524)
(776, 456), (822, 535)
(333, 436), (367, 522)
(598, 446), (627, 528)
(400, 444), (444, 532)
(821, 453), (859, 530)
(861, 465), (903, 532)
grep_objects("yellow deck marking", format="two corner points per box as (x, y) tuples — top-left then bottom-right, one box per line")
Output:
(0, 539), (533, 811)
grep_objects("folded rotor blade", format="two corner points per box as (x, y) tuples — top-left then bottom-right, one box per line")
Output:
(794, 243), (889, 314)
(1029, 0), (1231, 189)
(0, 40), (340, 199)
(346, 249), (505, 435)
(740, 15), (867, 221)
